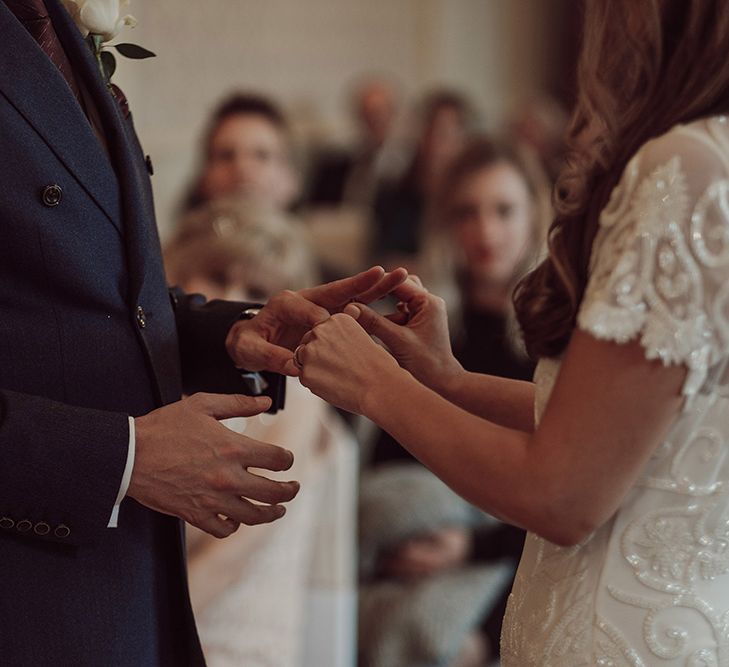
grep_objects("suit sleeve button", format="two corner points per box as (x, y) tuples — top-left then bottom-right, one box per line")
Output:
(16, 519), (32, 532)
(34, 521), (50, 536)
(42, 184), (63, 207)
(0, 517), (14, 529)
(54, 524), (71, 538)
(136, 305), (147, 329)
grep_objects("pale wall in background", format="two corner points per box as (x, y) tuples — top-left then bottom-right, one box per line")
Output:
(112, 0), (560, 239)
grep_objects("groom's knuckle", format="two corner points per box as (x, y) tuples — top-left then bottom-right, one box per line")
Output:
(267, 292), (286, 309)
(261, 347), (278, 367)
(188, 392), (211, 410)
(197, 493), (218, 512)
(218, 440), (239, 462)
(203, 463), (227, 489)
(215, 468), (239, 492)
(278, 289), (297, 303)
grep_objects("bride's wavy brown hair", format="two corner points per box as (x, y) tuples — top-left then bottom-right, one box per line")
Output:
(514, 0), (729, 359)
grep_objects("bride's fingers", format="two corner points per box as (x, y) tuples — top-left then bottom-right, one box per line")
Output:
(299, 266), (385, 310)
(344, 303), (406, 347)
(388, 277), (429, 303)
(385, 311), (409, 325)
(354, 267), (408, 304)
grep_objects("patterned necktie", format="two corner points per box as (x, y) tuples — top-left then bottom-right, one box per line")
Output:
(3, 0), (83, 105)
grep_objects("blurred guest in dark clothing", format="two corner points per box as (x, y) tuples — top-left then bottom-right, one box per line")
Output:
(306, 76), (405, 209)
(371, 90), (474, 270)
(362, 137), (547, 666)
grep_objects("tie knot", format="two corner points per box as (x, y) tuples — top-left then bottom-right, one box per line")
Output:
(3, 0), (48, 22)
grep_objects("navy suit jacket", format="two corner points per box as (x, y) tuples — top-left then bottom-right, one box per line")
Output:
(0, 2), (283, 664)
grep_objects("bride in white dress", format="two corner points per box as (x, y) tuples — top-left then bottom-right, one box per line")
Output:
(292, 1), (729, 664)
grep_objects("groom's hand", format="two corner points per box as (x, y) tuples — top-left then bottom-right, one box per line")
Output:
(225, 266), (408, 376)
(128, 393), (300, 538)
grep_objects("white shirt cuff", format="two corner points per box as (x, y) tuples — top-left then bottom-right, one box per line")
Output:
(107, 416), (136, 528)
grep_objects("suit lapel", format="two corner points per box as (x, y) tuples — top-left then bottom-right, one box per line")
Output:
(0, 1), (122, 237)
(46, 0), (161, 305)
(47, 0), (181, 405)
(3, 0), (178, 403)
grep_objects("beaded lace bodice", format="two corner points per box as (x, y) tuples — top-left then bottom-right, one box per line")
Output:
(501, 116), (729, 666)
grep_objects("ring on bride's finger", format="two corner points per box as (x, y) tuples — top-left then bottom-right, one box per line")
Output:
(293, 344), (306, 369)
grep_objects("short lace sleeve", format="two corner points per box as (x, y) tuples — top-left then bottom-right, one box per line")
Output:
(577, 118), (729, 396)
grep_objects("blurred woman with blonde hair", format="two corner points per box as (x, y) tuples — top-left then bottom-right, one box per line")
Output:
(165, 197), (357, 667)
(166, 196), (318, 302)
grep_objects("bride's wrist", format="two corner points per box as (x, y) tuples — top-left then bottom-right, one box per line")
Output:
(426, 361), (466, 400)
(360, 364), (413, 419)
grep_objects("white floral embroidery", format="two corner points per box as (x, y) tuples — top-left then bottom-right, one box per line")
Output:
(502, 117), (729, 666)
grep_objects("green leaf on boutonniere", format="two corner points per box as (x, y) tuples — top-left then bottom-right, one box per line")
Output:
(100, 50), (117, 81)
(112, 43), (157, 59)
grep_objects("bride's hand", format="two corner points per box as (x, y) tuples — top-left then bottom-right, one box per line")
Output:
(225, 266), (408, 376)
(343, 276), (464, 395)
(296, 313), (403, 415)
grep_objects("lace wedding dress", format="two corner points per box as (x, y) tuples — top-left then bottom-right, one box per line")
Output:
(501, 115), (729, 666)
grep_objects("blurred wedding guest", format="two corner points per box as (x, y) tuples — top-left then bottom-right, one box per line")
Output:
(371, 89), (475, 270)
(305, 75), (405, 209)
(166, 196), (318, 300)
(165, 197), (357, 667)
(361, 138), (546, 667)
(180, 92), (299, 215)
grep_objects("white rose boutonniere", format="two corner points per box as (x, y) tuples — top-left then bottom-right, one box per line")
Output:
(63, 0), (137, 41)
(62, 0), (155, 87)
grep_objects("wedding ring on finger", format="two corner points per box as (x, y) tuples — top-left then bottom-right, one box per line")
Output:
(293, 344), (306, 369)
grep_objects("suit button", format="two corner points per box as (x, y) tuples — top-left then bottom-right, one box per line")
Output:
(136, 305), (147, 329)
(34, 521), (50, 536)
(54, 524), (71, 538)
(0, 517), (14, 529)
(145, 154), (154, 175)
(16, 519), (32, 532)
(42, 184), (63, 207)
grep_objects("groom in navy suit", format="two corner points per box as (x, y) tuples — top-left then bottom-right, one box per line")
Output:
(0, 1), (404, 664)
